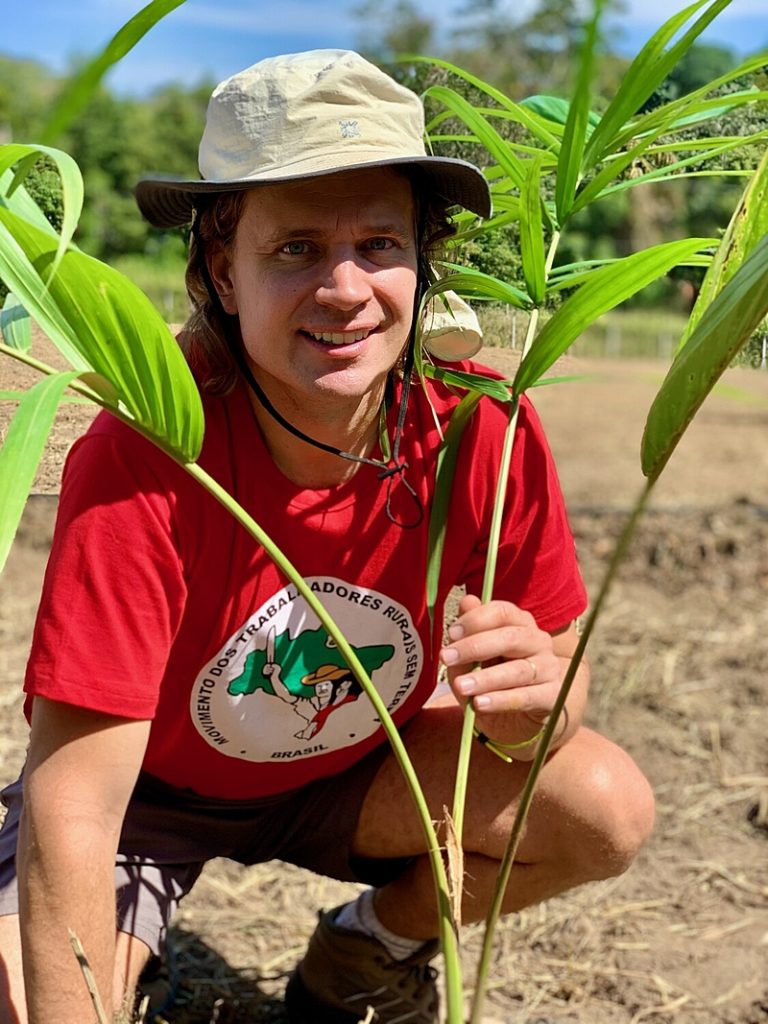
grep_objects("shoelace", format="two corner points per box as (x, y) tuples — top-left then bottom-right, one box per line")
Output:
(343, 960), (438, 1022)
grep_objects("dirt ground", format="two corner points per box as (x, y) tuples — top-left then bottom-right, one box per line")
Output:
(1, 338), (766, 1024)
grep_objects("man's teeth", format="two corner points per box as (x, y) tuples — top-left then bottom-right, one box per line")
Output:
(309, 329), (369, 346)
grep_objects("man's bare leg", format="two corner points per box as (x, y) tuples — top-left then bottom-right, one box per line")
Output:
(353, 707), (656, 938)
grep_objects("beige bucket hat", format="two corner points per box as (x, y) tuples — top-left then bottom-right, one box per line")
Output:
(134, 48), (491, 228)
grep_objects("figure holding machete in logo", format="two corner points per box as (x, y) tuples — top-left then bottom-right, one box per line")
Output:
(262, 625), (361, 740)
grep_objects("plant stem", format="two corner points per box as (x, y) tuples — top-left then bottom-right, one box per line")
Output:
(68, 930), (110, 1024)
(0, 341), (116, 407)
(179, 461), (465, 1020)
(468, 476), (655, 1024)
(451, 227), (559, 880)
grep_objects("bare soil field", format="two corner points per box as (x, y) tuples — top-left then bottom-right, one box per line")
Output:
(1, 339), (767, 1023)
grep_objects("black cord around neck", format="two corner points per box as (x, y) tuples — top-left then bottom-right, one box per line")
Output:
(193, 224), (424, 527)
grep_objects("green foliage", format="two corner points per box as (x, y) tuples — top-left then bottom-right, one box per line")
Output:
(18, 158), (63, 232)
(0, 63), (209, 267)
(408, 8), (768, 1018)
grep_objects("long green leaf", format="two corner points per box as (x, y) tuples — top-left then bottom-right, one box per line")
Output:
(681, 150), (768, 346)
(0, 293), (31, 353)
(572, 127), (768, 215)
(423, 364), (514, 404)
(426, 391), (483, 634)
(514, 238), (712, 392)
(0, 207), (203, 460)
(403, 54), (561, 149)
(606, 56), (768, 154)
(39, 0), (188, 144)
(434, 265), (530, 309)
(548, 251), (711, 291)
(520, 157), (546, 304)
(0, 371), (79, 574)
(423, 86), (526, 190)
(641, 233), (768, 480)
(555, 0), (604, 223)
(428, 115), (560, 164)
(583, 0), (732, 167)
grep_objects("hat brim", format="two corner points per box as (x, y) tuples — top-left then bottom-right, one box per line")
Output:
(134, 156), (491, 228)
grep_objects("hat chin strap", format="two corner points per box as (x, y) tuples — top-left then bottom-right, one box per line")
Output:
(195, 232), (425, 528)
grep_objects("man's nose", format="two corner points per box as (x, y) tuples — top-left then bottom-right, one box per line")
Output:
(314, 254), (374, 309)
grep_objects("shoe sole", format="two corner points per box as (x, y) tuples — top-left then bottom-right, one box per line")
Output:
(284, 968), (365, 1024)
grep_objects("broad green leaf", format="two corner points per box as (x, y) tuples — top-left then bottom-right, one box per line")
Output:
(556, 0), (604, 223)
(519, 157), (546, 304)
(0, 371), (79, 574)
(424, 86), (526, 190)
(521, 95), (601, 133)
(642, 234), (768, 480)
(0, 217), (90, 370)
(403, 54), (561, 149)
(433, 266), (530, 309)
(583, 0), (732, 168)
(0, 207), (203, 461)
(681, 150), (768, 346)
(514, 238), (712, 392)
(0, 294), (31, 352)
(39, 0), (188, 144)
(426, 390), (483, 633)
(0, 143), (84, 276)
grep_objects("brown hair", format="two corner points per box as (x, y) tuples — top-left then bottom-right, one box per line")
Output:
(180, 170), (456, 394)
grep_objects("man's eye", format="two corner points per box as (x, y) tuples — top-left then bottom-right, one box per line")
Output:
(367, 237), (395, 251)
(281, 241), (309, 255)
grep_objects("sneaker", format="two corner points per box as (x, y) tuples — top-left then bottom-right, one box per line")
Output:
(284, 904), (441, 1023)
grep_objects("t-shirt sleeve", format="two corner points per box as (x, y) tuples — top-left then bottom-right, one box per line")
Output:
(455, 396), (587, 633)
(24, 418), (188, 719)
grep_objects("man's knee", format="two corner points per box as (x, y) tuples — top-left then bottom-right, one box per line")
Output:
(518, 730), (655, 883)
(567, 740), (656, 880)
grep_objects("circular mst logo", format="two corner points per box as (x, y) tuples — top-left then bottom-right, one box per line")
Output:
(189, 577), (423, 763)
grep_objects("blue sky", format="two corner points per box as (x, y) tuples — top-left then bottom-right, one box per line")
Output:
(3, 0), (766, 96)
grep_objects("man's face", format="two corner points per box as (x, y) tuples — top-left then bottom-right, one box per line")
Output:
(210, 167), (419, 411)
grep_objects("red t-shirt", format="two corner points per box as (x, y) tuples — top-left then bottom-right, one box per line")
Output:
(24, 367), (587, 798)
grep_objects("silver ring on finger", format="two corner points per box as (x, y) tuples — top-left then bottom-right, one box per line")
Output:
(524, 658), (538, 682)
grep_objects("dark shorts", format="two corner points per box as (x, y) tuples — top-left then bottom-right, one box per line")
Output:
(0, 743), (406, 955)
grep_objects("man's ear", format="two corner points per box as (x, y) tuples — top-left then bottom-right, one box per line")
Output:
(207, 245), (238, 315)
